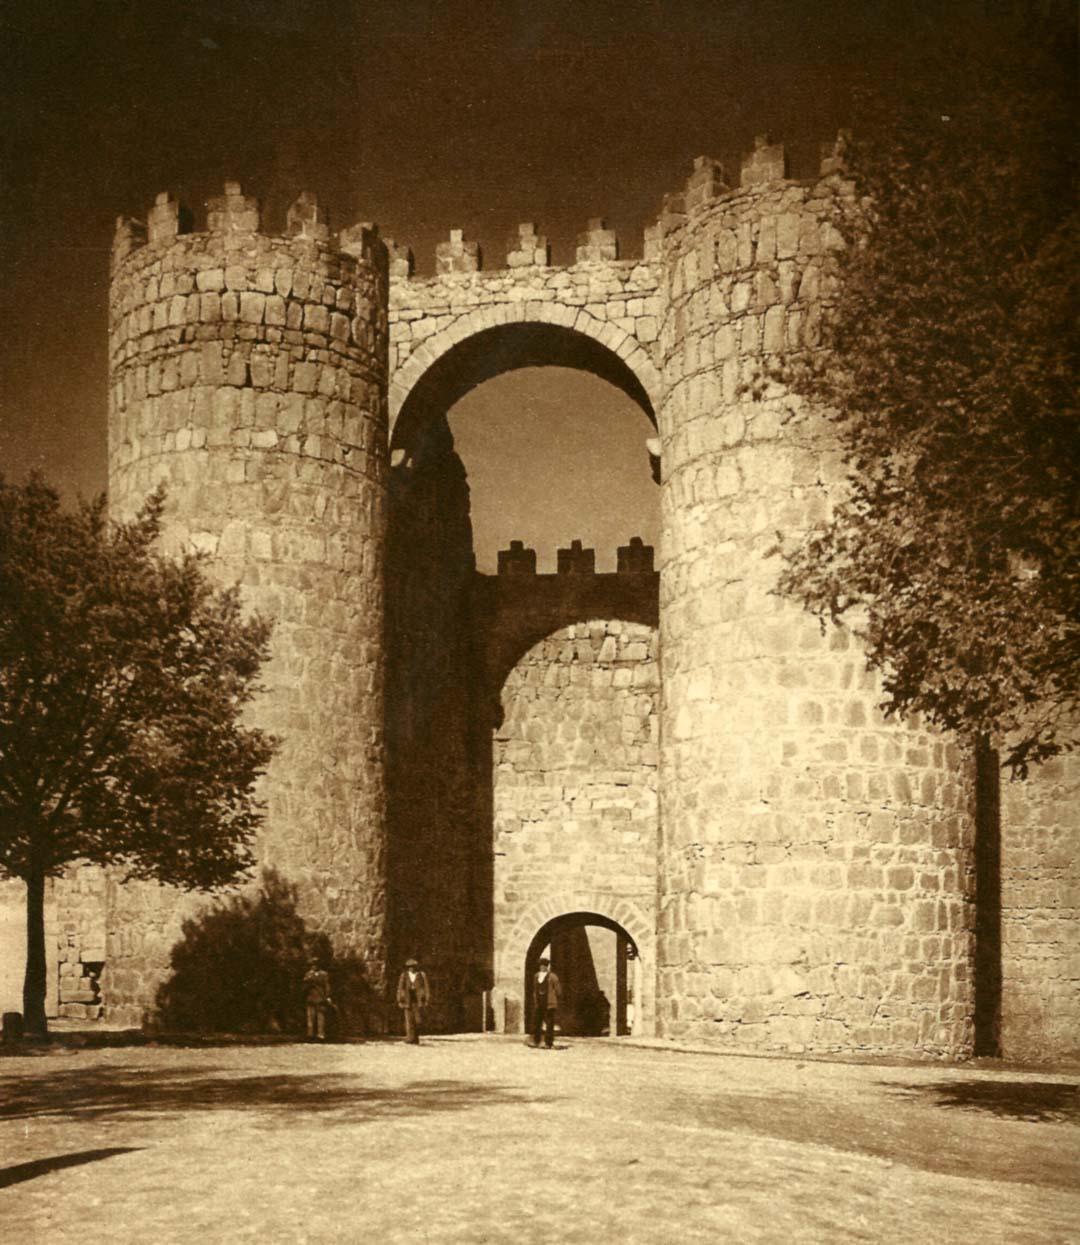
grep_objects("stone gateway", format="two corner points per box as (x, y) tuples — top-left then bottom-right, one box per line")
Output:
(7, 138), (1074, 1062)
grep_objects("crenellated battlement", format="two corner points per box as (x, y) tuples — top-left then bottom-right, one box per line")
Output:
(656, 130), (850, 240)
(110, 182), (388, 274)
(113, 131), (850, 293)
(94, 123), (1067, 1063)
(384, 130), (846, 279)
(494, 537), (655, 578)
(415, 215), (637, 278)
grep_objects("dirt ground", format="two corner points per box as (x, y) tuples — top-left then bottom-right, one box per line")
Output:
(1, 1036), (1077, 1244)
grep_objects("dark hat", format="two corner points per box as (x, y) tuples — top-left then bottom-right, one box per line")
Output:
(406, 957), (419, 967)
(538, 956), (550, 965)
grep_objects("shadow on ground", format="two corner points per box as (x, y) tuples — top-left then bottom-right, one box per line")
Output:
(884, 1078), (1080, 1124)
(660, 1078), (1080, 1193)
(0, 1065), (550, 1128)
(0, 1148), (142, 1190)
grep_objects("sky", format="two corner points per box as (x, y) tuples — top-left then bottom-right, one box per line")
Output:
(0, 0), (968, 570)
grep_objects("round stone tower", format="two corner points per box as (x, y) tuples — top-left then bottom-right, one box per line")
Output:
(105, 184), (389, 1024)
(655, 141), (977, 1057)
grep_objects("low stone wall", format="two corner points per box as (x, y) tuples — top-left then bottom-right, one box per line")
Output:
(55, 866), (108, 1020)
(1000, 750), (1080, 1061)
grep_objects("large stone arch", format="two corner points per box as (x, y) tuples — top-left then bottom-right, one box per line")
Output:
(497, 893), (656, 1038)
(383, 295), (662, 1038)
(388, 303), (662, 444)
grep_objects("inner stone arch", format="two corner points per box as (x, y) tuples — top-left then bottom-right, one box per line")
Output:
(489, 618), (659, 1035)
(525, 912), (643, 1038)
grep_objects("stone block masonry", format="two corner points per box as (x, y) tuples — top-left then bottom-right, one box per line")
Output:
(491, 616), (659, 1032)
(72, 139), (1079, 1060)
(55, 866), (108, 1020)
(655, 144), (977, 1057)
(472, 545), (659, 1035)
(106, 186), (390, 1027)
(386, 216), (662, 437)
(1000, 746), (1080, 1061)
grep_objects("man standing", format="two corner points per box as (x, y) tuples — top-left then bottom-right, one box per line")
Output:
(396, 957), (430, 1045)
(529, 955), (561, 1049)
(302, 958), (332, 1042)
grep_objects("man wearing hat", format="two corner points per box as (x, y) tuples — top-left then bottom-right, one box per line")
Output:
(529, 955), (562, 1049)
(302, 957), (332, 1042)
(396, 957), (431, 1045)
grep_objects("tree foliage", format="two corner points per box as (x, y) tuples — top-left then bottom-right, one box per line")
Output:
(778, 6), (1079, 775)
(0, 475), (278, 1030)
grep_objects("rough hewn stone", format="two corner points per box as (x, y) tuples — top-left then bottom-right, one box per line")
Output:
(1000, 748), (1080, 1060)
(655, 166), (978, 1058)
(25, 152), (1072, 1062)
(490, 616), (658, 1028)
(104, 187), (390, 1027)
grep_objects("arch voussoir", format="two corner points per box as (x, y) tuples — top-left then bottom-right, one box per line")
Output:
(388, 295), (662, 431)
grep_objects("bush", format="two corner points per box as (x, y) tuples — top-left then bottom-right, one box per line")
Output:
(155, 870), (336, 1035)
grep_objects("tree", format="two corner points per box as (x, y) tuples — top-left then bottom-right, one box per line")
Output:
(0, 476), (278, 1035)
(777, 5), (1079, 775)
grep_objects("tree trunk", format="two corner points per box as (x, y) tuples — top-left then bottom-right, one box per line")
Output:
(23, 869), (48, 1037)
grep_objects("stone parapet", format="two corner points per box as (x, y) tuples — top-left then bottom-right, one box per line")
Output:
(436, 228), (480, 274)
(507, 222), (550, 268)
(576, 217), (619, 263)
(387, 253), (661, 436)
(472, 550), (659, 702)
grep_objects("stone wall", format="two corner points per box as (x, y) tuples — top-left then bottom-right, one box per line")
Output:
(105, 185), (390, 1026)
(1000, 750), (1080, 1061)
(475, 545), (660, 1034)
(82, 155), (1079, 1062)
(387, 219), (662, 438)
(2, 867), (107, 1023)
(55, 866), (108, 1020)
(655, 142), (977, 1057)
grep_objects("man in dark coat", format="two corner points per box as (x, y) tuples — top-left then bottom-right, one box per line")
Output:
(302, 958), (332, 1042)
(396, 957), (431, 1044)
(529, 955), (562, 1049)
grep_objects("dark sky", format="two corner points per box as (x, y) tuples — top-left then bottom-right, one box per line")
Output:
(0, 0), (957, 568)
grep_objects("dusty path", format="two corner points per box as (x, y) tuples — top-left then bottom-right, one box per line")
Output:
(1, 1037), (1077, 1243)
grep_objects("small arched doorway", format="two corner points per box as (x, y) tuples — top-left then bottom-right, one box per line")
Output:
(524, 912), (641, 1038)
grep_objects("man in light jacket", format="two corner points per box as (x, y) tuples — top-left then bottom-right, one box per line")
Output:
(396, 957), (430, 1044)
(529, 955), (562, 1049)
